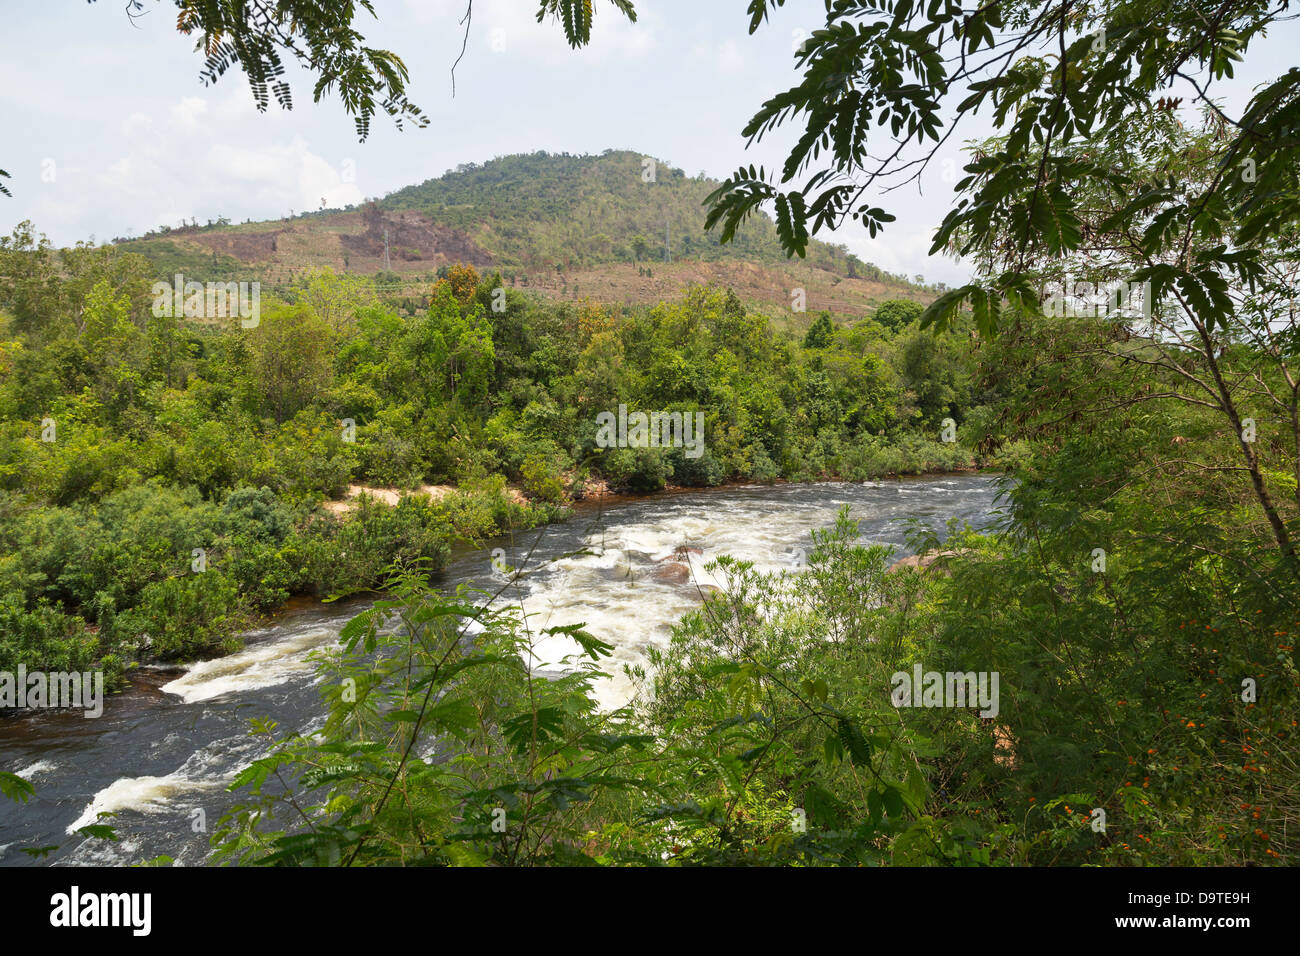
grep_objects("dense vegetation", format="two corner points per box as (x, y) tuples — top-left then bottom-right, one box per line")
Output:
(8, 205), (1293, 867)
(2, 0), (1296, 873)
(0, 227), (997, 691)
(211, 435), (1296, 866)
(207, 277), (1300, 867)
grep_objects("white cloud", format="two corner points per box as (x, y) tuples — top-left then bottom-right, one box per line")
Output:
(715, 39), (745, 76)
(85, 96), (362, 235)
(477, 0), (655, 65)
(120, 112), (154, 140)
(212, 89), (263, 122)
(842, 227), (970, 287)
(169, 97), (209, 132)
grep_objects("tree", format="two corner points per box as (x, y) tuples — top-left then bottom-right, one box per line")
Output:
(291, 268), (378, 338)
(407, 286), (495, 409)
(697, 0), (1300, 569)
(0, 222), (60, 334)
(872, 299), (923, 332)
(802, 313), (834, 349)
(145, 308), (186, 389)
(441, 263), (481, 304)
(703, 0), (1299, 327)
(80, 279), (144, 413)
(247, 304), (333, 423)
(963, 110), (1300, 569)
(900, 328), (964, 428)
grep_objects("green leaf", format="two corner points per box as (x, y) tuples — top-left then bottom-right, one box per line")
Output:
(867, 788), (884, 825)
(836, 716), (872, 766)
(920, 284), (976, 334)
(882, 785), (905, 819)
(543, 622), (614, 661)
(824, 730), (844, 765)
(77, 824), (120, 842)
(0, 771), (35, 804)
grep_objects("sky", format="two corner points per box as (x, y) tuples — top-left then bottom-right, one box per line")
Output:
(1, 1), (1296, 286)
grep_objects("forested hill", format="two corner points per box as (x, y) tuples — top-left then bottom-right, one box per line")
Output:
(382, 150), (881, 276)
(111, 150), (933, 317)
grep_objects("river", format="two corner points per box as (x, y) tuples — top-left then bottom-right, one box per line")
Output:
(0, 474), (1004, 866)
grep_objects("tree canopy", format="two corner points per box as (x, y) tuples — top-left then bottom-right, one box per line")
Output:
(704, 1), (1298, 333)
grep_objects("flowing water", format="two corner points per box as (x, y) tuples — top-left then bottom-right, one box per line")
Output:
(0, 475), (1004, 866)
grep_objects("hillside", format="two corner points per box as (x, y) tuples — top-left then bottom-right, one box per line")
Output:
(382, 150), (875, 274)
(113, 150), (933, 318)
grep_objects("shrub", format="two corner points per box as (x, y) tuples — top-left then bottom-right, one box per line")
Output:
(302, 496), (451, 598)
(520, 451), (565, 504)
(672, 449), (725, 486)
(0, 602), (107, 681)
(116, 571), (243, 661)
(872, 298), (924, 332)
(743, 443), (780, 483)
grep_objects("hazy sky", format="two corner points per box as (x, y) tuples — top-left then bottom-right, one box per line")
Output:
(2, 1), (1296, 285)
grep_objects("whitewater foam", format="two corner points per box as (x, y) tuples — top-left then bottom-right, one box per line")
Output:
(160, 626), (337, 703)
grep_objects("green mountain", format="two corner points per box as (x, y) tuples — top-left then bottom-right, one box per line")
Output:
(112, 149), (931, 316)
(381, 149), (897, 280)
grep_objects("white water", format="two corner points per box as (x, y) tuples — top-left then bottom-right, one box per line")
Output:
(161, 481), (988, 711)
(508, 495), (841, 707)
(1, 476), (1003, 866)
(498, 479), (1001, 709)
(159, 624), (336, 704)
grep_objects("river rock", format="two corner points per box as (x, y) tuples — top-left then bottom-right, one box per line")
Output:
(652, 561), (691, 585)
(885, 548), (971, 575)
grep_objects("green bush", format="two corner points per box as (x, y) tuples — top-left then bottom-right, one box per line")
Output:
(301, 495), (451, 598)
(743, 443), (780, 483)
(115, 571), (242, 661)
(0, 602), (108, 681)
(872, 298), (924, 331)
(669, 446), (726, 487)
(520, 451), (565, 503)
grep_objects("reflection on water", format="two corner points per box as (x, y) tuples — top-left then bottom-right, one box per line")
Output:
(0, 475), (1005, 866)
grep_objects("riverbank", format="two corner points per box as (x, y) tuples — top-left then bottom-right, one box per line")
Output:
(566, 464), (1000, 512)
(0, 477), (563, 708)
(0, 464), (1002, 721)
(0, 474), (1006, 867)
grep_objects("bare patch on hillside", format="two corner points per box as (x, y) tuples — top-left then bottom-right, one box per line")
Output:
(125, 211), (926, 318)
(339, 206), (493, 271)
(190, 229), (284, 262)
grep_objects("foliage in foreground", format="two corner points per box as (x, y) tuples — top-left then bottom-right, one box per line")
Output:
(213, 486), (1298, 866)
